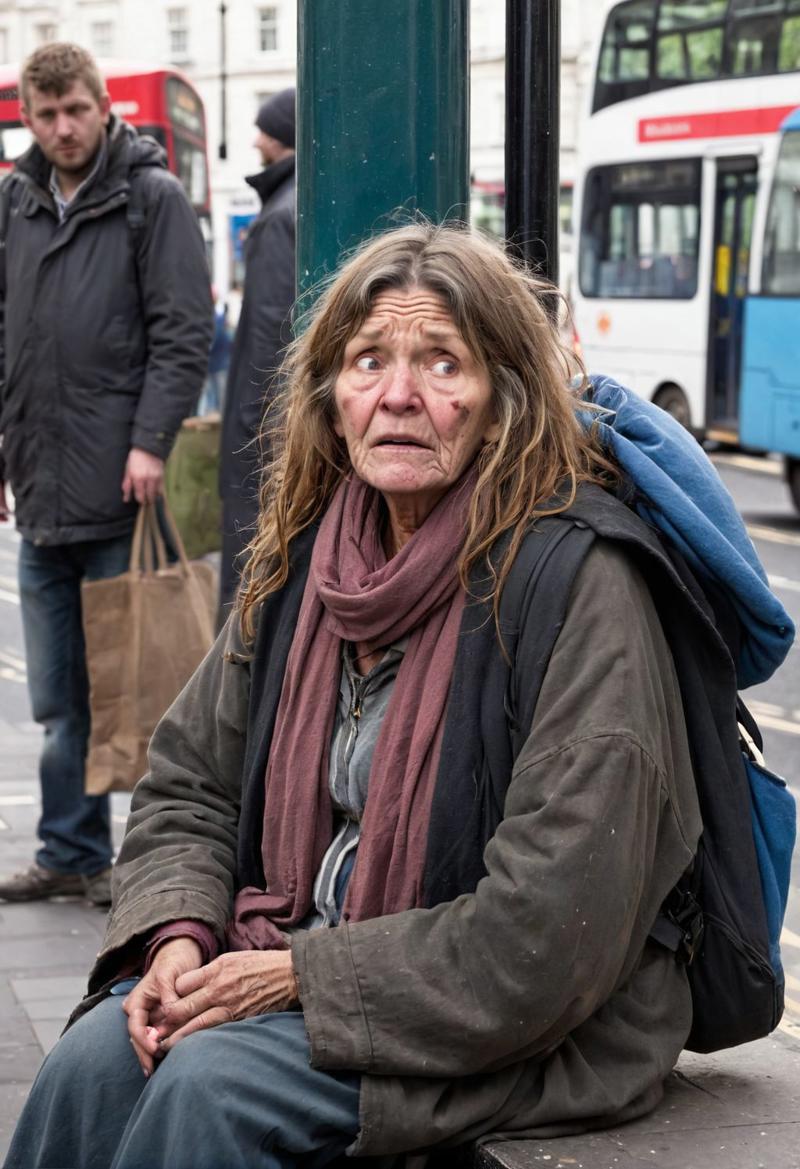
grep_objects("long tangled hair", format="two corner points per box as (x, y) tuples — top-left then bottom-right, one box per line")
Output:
(238, 222), (618, 641)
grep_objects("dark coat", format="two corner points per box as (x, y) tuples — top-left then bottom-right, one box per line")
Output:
(219, 155), (295, 502)
(0, 115), (213, 544)
(83, 488), (704, 1154)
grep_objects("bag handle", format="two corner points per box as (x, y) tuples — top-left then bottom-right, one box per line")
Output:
(128, 505), (150, 574)
(156, 497), (193, 574)
(129, 501), (193, 575)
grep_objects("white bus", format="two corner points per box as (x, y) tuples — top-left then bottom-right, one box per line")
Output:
(571, 0), (800, 442)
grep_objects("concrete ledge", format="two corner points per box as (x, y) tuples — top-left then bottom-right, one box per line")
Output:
(478, 1031), (800, 1169)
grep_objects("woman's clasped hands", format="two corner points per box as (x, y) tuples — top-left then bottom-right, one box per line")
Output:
(122, 937), (299, 1077)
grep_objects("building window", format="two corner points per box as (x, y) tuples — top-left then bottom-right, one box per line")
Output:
(35, 23), (58, 46)
(91, 21), (115, 57)
(257, 6), (279, 52)
(167, 7), (189, 59)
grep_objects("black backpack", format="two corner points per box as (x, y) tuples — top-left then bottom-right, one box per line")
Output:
(499, 492), (795, 1053)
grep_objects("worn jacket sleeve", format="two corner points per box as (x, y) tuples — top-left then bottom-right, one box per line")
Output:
(88, 614), (252, 990)
(130, 172), (214, 460)
(239, 205), (295, 437)
(292, 542), (699, 1079)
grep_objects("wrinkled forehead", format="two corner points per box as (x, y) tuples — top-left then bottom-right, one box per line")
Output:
(25, 79), (100, 113)
(351, 286), (462, 346)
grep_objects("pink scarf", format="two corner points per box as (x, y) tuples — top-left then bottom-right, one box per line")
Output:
(227, 469), (476, 951)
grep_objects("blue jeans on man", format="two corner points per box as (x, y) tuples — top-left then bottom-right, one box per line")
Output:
(17, 533), (132, 877)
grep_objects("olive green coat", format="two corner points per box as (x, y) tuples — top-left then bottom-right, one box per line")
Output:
(87, 540), (701, 1156)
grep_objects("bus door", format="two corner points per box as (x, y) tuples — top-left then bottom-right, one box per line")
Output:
(706, 156), (757, 438)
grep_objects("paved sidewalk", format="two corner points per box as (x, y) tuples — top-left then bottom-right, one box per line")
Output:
(0, 721), (130, 1161)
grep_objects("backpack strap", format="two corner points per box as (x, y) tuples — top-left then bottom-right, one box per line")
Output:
(125, 171), (148, 308)
(500, 515), (596, 759)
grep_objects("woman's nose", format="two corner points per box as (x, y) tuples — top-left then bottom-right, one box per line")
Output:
(381, 363), (420, 411)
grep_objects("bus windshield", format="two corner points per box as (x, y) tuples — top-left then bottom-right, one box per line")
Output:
(762, 128), (800, 294)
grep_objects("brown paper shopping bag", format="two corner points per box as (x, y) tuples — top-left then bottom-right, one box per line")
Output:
(82, 501), (216, 794)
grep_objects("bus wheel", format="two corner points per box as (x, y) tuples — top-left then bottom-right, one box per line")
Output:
(787, 458), (800, 515)
(653, 385), (691, 430)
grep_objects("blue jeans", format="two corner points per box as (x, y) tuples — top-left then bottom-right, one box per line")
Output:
(3, 994), (361, 1169)
(17, 534), (132, 875)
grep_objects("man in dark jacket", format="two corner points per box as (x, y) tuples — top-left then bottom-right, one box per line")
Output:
(219, 88), (295, 611)
(0, 43), (213, 906)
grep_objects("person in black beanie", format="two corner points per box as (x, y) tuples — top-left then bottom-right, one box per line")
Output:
(219, 88), (296, 616)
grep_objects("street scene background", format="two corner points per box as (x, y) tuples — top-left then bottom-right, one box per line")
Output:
(1, 0), (800, 1159)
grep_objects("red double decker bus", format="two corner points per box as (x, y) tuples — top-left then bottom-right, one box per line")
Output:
(0, 60), (210, 236)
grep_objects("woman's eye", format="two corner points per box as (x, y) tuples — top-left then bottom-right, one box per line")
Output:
(355, 354), (381, 372)
(431, 358), (457, 376)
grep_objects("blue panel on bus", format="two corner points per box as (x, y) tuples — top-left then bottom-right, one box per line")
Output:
(740, 297), (800, 457)
(780, 108), (800, 132)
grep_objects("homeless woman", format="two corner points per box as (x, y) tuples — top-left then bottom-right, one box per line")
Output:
(4, 223), (702, 1169)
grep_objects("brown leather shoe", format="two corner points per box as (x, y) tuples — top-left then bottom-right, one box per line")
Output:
(0, 862), (84, 902)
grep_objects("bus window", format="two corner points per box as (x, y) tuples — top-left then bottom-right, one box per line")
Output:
(174, 135), (209, 208)
(579, 159), (701, 299)
(598, 0), (656, 92)
(762, 129), (800, 294)
(658, 0), (727, 29)
(657, 27), (724, 78)
(0, 124), (31, 162)
(728, 10), (783, 72)
(779, 15), (800, 69)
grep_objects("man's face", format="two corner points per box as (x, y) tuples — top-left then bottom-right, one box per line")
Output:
(21, 80), (110, 176)
(254, 128), (285, 166)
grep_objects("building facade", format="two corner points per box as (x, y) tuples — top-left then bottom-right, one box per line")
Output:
(1, 0), (605, 288)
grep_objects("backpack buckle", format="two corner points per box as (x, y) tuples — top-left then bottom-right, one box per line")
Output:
(653, 886), (704, 966)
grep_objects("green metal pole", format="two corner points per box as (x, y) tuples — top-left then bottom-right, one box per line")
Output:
(296, 0), (469, 304)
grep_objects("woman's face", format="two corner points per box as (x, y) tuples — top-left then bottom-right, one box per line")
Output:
(333, 286), (498, 541)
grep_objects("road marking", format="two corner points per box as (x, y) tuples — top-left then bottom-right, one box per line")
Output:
(712, 453), (782, 476)
(779, 1014), (800, 1038)
(0, 795), (36, 807)
(750, 700), (785, 717)
(0, 587), (19, 606)
(0, 574), (17, 591)
(0, 648), (25, 671)
(784, 993), (800, 1016)
(747, 524), (800, 547)
(781, 925), (800, 951)
(769, 574), (800, 595)
(748, 700), (800, 738)
(0, 548), (17, 564)
(755, 712), (800, 737)
(786, 972), (800, 994)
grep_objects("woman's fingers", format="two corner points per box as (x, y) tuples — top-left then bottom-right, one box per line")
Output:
(173, 965), (207, 998)
(157, 1006), (234, 1053)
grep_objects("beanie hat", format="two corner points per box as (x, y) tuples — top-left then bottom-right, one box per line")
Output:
(255, 88), (296, 148)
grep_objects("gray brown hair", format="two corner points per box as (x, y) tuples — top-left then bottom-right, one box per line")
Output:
(239, 222), (618, 640)
(21, 43), (106, 108)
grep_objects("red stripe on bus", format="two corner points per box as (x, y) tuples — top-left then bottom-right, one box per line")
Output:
(638, 105), (796, 142)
